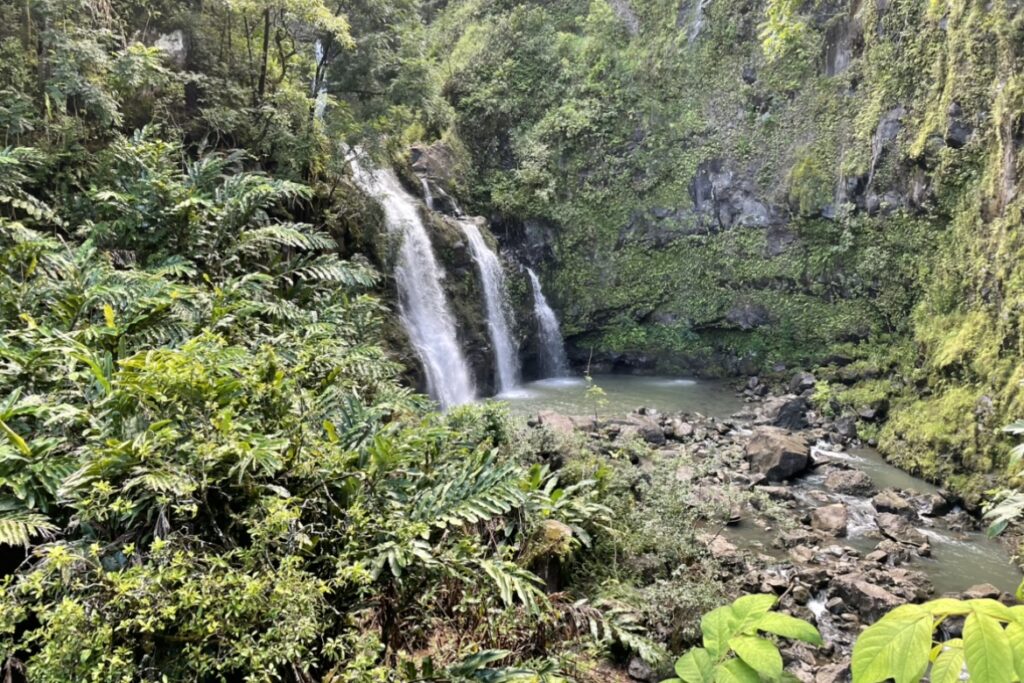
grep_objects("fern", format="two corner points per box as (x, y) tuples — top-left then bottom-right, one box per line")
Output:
(0, 509), (57, 547)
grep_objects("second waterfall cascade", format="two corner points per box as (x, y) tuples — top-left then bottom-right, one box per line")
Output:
(349, 155), (475, 408)
(526, 268), (571, 377)
(459, 220), (521, 394)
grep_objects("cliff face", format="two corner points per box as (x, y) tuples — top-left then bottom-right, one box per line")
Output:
(428, 0), (1024, 491)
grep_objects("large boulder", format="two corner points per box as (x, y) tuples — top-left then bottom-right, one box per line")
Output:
(537, 411), (576, 436)
(876, 513), (927, 546)
(824, 469), (874, 495)
(812, 503), (849, 537)
(872, 489), (915, 517)
(745, 427), (811, 481)
(834, 574), (904, 621)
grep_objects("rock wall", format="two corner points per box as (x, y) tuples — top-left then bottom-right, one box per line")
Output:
(429, 0), (1024, 490)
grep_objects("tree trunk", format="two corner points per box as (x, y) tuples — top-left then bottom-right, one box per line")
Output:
(256, 8), (271, 103)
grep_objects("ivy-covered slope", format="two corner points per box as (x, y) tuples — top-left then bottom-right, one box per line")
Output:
(428, 0), (1024, 492)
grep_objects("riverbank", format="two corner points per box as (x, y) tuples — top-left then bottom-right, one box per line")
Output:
(518, 374), (1022, 681)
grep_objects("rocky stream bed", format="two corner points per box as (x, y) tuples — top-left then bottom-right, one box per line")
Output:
(524, 374), (1022, 682)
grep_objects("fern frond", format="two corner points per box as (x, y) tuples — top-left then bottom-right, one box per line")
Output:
(0, 509), (57, 547)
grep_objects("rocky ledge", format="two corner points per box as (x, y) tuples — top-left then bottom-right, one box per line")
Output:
(526, 375), (1017, 682)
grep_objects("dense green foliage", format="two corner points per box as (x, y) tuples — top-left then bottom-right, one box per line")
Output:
(424, 0), (1024, 493)
(851, 595), (1024, 683)
(0, 1), (670, 680)
(663, 594), (822, 683)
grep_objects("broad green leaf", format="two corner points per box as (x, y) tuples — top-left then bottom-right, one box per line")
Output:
(702, 606), (739, 660)
(922, 598), (973, 617)
(756, 611), (823, 645)
(674, 648), (714, 683)
(930, 644), (965, 683)
(1007, 622), (1024, 681)
(964, 611), (1012, 683)
(966, 599), (1012, 621)
(713, 658), (759, 683)
(728, 636), (782, 679)
(851, 604), (931, 683)
(730, 594), (778, 634)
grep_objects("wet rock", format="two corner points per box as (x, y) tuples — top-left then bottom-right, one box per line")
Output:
(833, 416), (858, 441)
(921, 491), (956, 517)
(746, 427), (812, 481)
(773, 397), (810, 431)
(823, 469), (874, 495)
(812, 504), (849, 537)
(834, 574), (904, 621)
(537, 411), (576, 435)
(872, 489), (914, 517)
(875, 512), (927, 546)
(962, 583), (1001, 600)
(864, 549), (888, 564)
(789, 545), (816, 564)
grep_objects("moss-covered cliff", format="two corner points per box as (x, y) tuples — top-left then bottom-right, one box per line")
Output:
(422, 0), (1024, 493)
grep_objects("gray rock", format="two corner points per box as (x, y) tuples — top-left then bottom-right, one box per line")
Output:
(962, 583), (1001, 600)
(824, 469), (874, 495)
(875, 513), (927, 546)
(834, 574), (904, 621)
(726, 301), (773, 330)
(537, 411), (575, 436)
(789, 372), (817, 393)
(745, 427), (812, 481)
(872, 489), (914, 517)
(812, 503), (849, 537)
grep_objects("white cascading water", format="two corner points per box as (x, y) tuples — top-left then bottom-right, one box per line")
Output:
(526, 267), (570, 377)
(459, 220), (520, 393)
(349, 155), (475, 408)
(420, 177), (434, 210)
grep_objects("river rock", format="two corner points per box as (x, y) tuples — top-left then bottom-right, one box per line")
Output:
(812, 504), (849, 537)
(962, 583), (1001, 600)
(872, 489), (914, 517)
(745, 427), (811, 481)
(834, 574), (904, 620)
(627, 656), (654, 682)
(667, 417), (694, 439)
(875, 512), (927, 546)
(537, 411), (576, 435)
(823, 469), (874, 495)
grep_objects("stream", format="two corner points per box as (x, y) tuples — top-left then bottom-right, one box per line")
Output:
(500, 374), (1022, 597)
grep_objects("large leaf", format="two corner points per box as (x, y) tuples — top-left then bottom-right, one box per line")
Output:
(712, 659), (759, 683)
(929, 642), (964, 683)
(728, 636), (782, 679)
(1008, 622), (1024, 681)
(702, 606), (739, 660)
(963, 611), (1012, 683)
(756, 611), (823, 645)
(851, 604), (931, 683)
(674, 648), (714, 683)
(730, 594), (777, 634)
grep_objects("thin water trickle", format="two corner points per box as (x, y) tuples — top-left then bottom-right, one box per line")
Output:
(460, 220), (520, 393)
(526, 267), (570, 377)
(349, 154), (475, 409)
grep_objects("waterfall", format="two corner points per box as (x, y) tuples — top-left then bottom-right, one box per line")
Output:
(312, 40), (328, 121)
(459, 220), (520, 393)
(420, 177), (434, 211)
(526, 268), (570, 377)
(349, 155), (475, 408)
